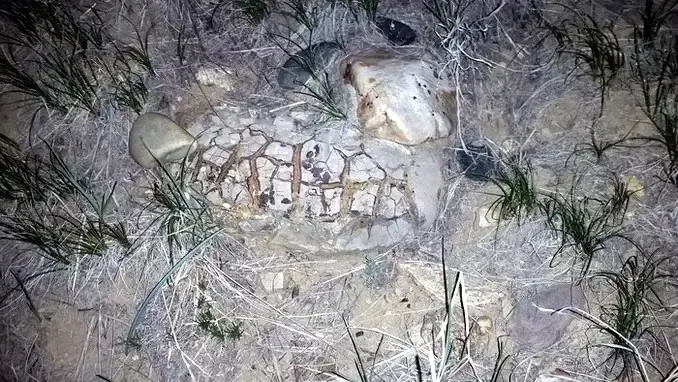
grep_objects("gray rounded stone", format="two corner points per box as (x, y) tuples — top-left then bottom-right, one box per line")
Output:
(506, 283), (586, 350)
(129, 112), (197, 169)
(277, 42), (342, 89)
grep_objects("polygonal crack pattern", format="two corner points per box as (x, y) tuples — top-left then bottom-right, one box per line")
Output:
(193, 126), (415, 224)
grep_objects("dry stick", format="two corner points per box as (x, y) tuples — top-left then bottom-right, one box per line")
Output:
(269, 101), (306, 113)
(663, 364), (678, 382)
(24, 334), (39, 378)
(75, 316), (97, 379)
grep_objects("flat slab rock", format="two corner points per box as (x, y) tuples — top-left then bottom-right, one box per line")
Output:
(506, 283), (586, 350)
(187, 114), (446, 252)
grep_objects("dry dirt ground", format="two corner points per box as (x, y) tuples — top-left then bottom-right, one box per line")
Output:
(1, 0), (677, 381)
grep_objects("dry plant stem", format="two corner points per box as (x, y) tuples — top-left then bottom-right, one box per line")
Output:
(429, 238), (466, 382)
(125, 228), (225, 354)
(163, 286), (206, 379)
(203, 255), (328, 344)
(552, 306), (651, 382)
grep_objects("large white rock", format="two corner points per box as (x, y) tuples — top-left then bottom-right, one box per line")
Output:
(129, 112), (197, 168)
(344, 53), (457, 145)
(181, 50), (458, 252)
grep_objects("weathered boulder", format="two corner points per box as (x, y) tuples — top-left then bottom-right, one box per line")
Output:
(343, 52), (457, 145)
(129, 112), (197, 169)
(182, 50), (459, 252)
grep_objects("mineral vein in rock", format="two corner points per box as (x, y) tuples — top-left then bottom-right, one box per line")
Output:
(196, 126), (413, 223)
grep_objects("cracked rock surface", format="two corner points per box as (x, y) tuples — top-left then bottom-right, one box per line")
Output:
(187, 112), (446, 252)
(182, 53), (456, 252)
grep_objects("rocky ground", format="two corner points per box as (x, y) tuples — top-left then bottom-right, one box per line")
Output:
(0, 0), (677, 381)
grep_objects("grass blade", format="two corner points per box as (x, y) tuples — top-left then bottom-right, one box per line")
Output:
(125, 228), (224, 354)
(10, 269), (42, 321)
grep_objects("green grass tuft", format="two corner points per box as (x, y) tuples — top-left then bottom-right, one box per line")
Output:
(235, 0), (271, 26)
(593, 251), (674, 381)
(631, 3), (678, 186)
(0, 0), (153, 114)
(539, 4), (625, 115)
(568, 121), (637, 164)
(541, 176), (633, 279)
(0, 137), (131, 263)
(358, 0), (380, 23)
(295, 71), (347, 120)
(145, 157), (214, 263)
(488, 161), (540, 226)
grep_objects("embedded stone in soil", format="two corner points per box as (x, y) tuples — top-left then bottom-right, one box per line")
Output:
(456, 139), (497, 180)
(506, 283), (586, 350)
(376, 17), (417, 46)
(277, 41), (342, 89)
(129, 112), (197, 169)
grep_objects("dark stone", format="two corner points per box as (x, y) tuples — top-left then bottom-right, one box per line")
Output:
(277, 41), (342, 89)
(456, 140), (497, 180)
(259, 187), (275, 207)
(376, 17), (416, 46)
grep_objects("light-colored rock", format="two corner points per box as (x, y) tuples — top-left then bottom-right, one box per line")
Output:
(184, 50), (458, 252)
(260, 272), (285, 293)
(475, 315), (493, 335)
(409, 143), (445, 224)
(470, 315), (494, 358)
(129, 112), (197, 168)
(195, 67), (235, 91)
(344, 53), (457, 145)
(205, 190), (224, 206)
(187, 116), (447, 252)
(477, 206), (498, 228)
(398, 262), (444, 301)
(289, 111), (315, 125)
